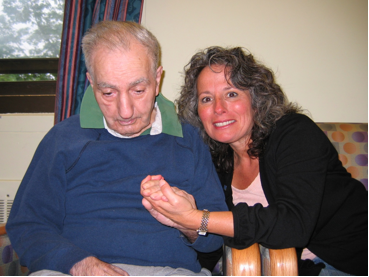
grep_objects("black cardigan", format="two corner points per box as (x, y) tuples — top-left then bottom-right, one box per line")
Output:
(217, 114), (367, 275)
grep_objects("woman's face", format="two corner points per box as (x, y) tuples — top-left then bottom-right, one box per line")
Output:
(197, 65), (254, 148)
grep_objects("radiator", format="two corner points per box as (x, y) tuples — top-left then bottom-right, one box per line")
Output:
(0, 181), (19, 223)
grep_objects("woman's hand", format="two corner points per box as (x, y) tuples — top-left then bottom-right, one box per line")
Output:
(141, 175), (235, 238)
(140, 175), (201, 238)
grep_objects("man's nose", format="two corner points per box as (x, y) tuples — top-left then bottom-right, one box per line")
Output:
(118, 93), (134, 119)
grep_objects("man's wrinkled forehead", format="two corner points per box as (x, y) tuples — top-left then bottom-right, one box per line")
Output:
(91, 44), (156, 77)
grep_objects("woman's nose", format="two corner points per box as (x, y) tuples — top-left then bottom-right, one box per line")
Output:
(214, 98), (226, 115)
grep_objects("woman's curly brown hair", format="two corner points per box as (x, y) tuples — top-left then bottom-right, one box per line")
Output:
(176, 46), (302, 173)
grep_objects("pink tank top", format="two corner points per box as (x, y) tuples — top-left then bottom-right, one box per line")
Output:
(231, 173), (316, 260)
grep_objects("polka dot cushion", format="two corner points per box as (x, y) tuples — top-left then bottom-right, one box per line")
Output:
(0, 234), (28, 276)
(316, 123), (368, 189)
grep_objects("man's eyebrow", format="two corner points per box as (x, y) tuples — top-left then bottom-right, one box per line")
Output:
(97, 82), (117, 89)
(96, 78), (150, 89)
(129, 77), (150, 87)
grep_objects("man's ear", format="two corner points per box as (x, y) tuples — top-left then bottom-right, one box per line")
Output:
(155, 66), (163, 96)
(86, 72), (94, 88)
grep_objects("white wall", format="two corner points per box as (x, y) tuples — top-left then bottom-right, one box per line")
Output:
(0, 114), (54, 220)
(141, 0), (368, 123)
(0, 0), (367, 206)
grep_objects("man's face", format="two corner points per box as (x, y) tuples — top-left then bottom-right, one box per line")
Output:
(87, 42), (163, 137)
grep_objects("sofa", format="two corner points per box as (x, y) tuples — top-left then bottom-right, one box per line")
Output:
(0, 122), (367, 276)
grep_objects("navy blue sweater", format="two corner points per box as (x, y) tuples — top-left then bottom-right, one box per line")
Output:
(7, 115), (227, 274)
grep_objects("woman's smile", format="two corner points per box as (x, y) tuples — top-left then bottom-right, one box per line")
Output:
(213, 120), (236, 128)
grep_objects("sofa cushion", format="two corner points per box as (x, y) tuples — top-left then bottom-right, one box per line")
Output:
(316, 123), (368, 189)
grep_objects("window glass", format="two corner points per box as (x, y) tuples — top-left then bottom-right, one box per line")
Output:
(0, 0), (64, 58)
(0, 0), (64, 81)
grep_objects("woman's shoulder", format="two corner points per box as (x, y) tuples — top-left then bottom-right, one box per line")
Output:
(268, 112), (330, 149)
(268, 113), (327, 144)
(276, 113), (315, 127)
(274, 113), (321, 134)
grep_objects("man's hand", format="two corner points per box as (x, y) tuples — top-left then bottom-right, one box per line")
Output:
(140, 175), (200, 243)
(141, 175), (183, 228)
(70, 256), (129, 276)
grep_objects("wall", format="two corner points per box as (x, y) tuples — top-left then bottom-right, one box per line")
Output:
(0, 0), (367, 216)
(0, 114), (54, 222)
(141, 0), (367, 123)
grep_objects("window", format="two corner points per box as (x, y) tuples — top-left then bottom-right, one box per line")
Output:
(0, 0), (64, 113)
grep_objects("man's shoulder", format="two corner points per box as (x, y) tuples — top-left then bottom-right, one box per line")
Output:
(53, 114), (80, 128)
(53, 115), (98, 132)
(179, 122), (202, 140)
(175, 122), (209, 151)
(180, 122), (197, 132)
(47, 115), (100, 143)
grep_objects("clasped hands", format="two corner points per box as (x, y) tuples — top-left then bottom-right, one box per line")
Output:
(140, 175), (201, 236)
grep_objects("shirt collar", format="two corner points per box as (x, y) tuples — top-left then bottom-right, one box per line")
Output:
(79, 85), (183, 138)
(103, 102), (162, 138)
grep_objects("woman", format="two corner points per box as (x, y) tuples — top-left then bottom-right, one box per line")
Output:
(141, 47), (367, 275)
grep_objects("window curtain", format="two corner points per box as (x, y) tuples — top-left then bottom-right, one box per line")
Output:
(54, 0), (144, 124)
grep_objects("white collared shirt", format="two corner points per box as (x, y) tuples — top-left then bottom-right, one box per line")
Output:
(103, 102), (163, 138)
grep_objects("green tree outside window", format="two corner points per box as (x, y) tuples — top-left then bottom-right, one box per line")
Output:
(0, 0), (64, 81)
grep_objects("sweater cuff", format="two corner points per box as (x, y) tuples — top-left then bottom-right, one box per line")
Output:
(55, 249), (93, 274)
(179, 230), (224, 253)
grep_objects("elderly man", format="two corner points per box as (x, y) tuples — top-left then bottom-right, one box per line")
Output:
(6, 21), (227, 276)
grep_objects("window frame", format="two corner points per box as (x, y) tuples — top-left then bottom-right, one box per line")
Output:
(0, 58), (58, 113)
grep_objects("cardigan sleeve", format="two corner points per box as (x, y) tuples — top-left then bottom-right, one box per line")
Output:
(179, 124), (228, 253)
(225, 114), (335, 249)
(6, 119), (94, 274)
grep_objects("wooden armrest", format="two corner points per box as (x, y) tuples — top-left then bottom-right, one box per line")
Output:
(269, 247), (298, 275)
(225, 243), (261, 275)
(0, 223), (6, 236)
